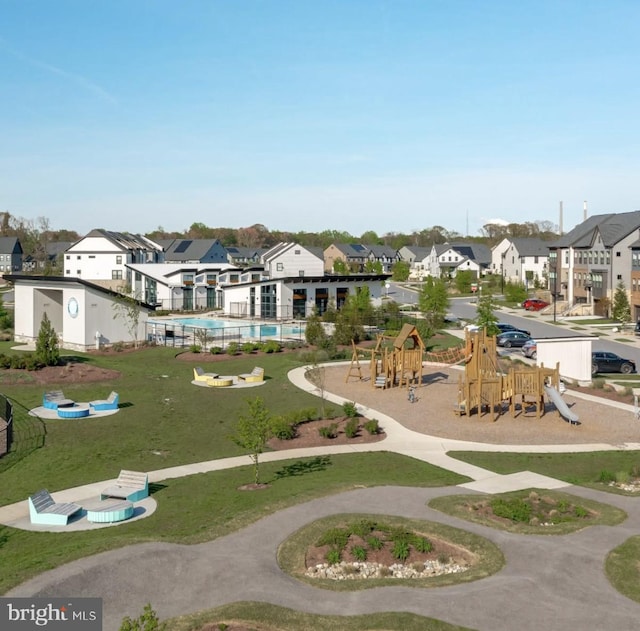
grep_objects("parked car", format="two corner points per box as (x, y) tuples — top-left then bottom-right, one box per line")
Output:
(521, 339), (537, 359)
(591, 351), (636, 375)
(496, 331), (532, 348)
(522, 298), (550, 311)
(635, 320), (640, 336)
(496, 322), (531, 336)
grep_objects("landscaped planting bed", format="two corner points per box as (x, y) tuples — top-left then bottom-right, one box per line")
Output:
(278, 513), (504, 590)
(429, 489), (627, 534)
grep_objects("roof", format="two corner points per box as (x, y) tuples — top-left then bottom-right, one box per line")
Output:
(367, 245), (398, 258)
(163, 239), (226, 262)
(400, 246), (431, 260)
(3, 274), (157, 310)
(329, 243), (371, 257)
(126, 263), (239, 285)
(508, 238), (550, 257)
(0, 237), (22, 253)
(79, 229), (163, 252)
(546, 212), (640, 249)
(435, 242), (491, 265)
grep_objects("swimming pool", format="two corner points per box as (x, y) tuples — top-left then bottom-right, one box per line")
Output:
(148, 317), (305, 340)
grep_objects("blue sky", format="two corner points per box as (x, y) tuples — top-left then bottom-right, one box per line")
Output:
(2, 0), (640, 238)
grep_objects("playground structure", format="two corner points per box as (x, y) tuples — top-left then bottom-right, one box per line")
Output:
(346, 323), (426, 389)
(455, 328), (561, 421)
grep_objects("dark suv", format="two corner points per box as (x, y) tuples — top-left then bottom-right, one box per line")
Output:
(591, 351), (636, 375)
(496, 322), (531, 336)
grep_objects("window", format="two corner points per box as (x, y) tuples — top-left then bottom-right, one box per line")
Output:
(66, 255), (70, 260)
(66, 269), (70, 275)
(112, 270), (123, 280)
(298, 270), (305, 277)
(534, 256), (539, 264)
(230, 274), (239, 283)
(116, 255), (122, 264)
(294, 249), (300, 255)
(276, 262), (284, 271)
(183, 274), (194, 285)
(89, 255), (95, 259)
(617, 274), (622, 281)
(77, 255), (81, 260)
(76, 270), (81, 275)
(616, 251), (621, 257)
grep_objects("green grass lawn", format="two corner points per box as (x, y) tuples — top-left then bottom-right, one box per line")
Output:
(0, 348), (342, 503)
(0, 453), (467, 593)
(447, 450), (640, 491)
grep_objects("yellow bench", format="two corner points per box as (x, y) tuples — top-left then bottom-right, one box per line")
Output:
(238, 367), (264, 383)
(207, 377), (233, 387)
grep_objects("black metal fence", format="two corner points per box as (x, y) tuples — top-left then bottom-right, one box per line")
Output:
(0, 393), (12, 458)
(145, 319), (306, 349)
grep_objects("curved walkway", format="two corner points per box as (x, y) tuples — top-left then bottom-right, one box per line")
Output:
(4, 365), (640, 631)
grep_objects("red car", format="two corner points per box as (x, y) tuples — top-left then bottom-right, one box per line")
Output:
(522, 298), (550, 311)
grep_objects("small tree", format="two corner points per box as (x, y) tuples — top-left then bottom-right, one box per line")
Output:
(35, 312), (60, 366)
(230, 397), (273, 485)
(418, 277), (449, 331)
(454, 270), (474, 294)
(475, 288), (500, 335)
(120, 603), (166, 631)
(391, 260), (410, 281)
(504, 280), (528, 305)
(305, 309), (328, 347)
(612, 280), (632, 325)
(112, 284), (142, 348)
(306, 357), (327, 418)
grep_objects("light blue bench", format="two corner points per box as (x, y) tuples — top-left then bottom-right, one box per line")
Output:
(90, 391), (119, 411)
(43, 391), (74, 410)
(87, 499), (134, 523)
(101, 470), (149, 502)
(28, 489), (82, 525)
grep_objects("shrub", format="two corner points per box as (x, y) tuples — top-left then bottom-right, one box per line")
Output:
(574, 505), (588, 518)
(342, 401), (358, 418)
(325, 548), (341, 565)
(0, 353), (10, 368)
(189, 344), (201, 353)
(392, 540), (410, 562)
(366, 536), (383, 550)
(317, 527), (350, 548)
(10, 355), (26, 369)
(209, 346), (223, 355)
(271, 416), (297, 440)
(226, 342), (239, 356)
(363, 419), (380, 435)
(437, 553), (450, 565)
(490, 497), (532, 522)
(318, 423), (338, 439)
(616, 470), (630, 484)
(351, 546), (367, 562)
(35, 312), (60, 366)
(262, 340), (281, 353)
(598, 470), (616, 483)
(413, 536), (432, 553)
(344, 417), (359, 438)
(351, 519), (378, 538)
(242, 342), (257, 354)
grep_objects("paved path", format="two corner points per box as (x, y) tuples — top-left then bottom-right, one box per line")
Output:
(4, 365), (640, 630)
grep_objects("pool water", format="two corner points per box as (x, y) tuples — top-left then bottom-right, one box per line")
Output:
(149, 317), (304, 340)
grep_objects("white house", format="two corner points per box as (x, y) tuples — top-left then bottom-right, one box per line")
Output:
(7, 274), (153, 351)
(261, 243), (324, 278)
(501, 238), (549, 287)
(398, 246), (431, 280)
(63, 229), (163, 290)
(428, 243), (491, 278)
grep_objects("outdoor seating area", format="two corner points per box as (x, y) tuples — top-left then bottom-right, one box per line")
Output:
(42, 390), (75, 410)
(28, 489), (82, 526)
(238, 366), (265, 383)
(89, 391), (119, 411)
(101, 469), (149, 503)
(193, 366), (219, 383)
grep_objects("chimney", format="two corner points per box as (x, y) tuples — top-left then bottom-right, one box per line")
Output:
(559, 201), (563, 235)
(584, 200), (588, 221)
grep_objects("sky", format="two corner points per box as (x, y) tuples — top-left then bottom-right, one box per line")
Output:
(2, 0), (640, 239)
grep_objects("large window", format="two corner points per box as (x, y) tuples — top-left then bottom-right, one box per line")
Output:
(112, 270), (123, 280)
(261, 284), (277, 318)
(292, 288), (307, 318)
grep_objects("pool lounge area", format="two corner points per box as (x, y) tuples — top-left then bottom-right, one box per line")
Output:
(147, 316), (305, 347)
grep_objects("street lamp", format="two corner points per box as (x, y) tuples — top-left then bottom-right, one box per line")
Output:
(551, 271), (557, 323)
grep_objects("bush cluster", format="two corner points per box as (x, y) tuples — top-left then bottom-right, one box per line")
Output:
(0, 353), (43, 371)
(490, 498), (532, 523)
(344, 417), (359, 438)
(318, 423), (338, 439)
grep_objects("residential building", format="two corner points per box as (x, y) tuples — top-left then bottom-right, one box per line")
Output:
(428, 242), (491, 279)
(261, 243), (324, 278)
(225, 246), (265, 266)
(500, 238), (550, 287)
(548, 210), (640, 316)
(398, 246), (431, 280)
(0, 237), (23, 276)
(323, 243), (370, 273)
(63, 229), (164, 290)
(366, 245), (400, 273)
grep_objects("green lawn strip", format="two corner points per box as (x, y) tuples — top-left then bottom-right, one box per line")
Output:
(166, 601), (476, 631)
(447, 450), (640, 493)
(277, 513), (503, 591)
(0, 452), (468, 594)
(429, 489), (626, 535)
(0, 349), (347, 503)
(605, 536), (640, 604)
